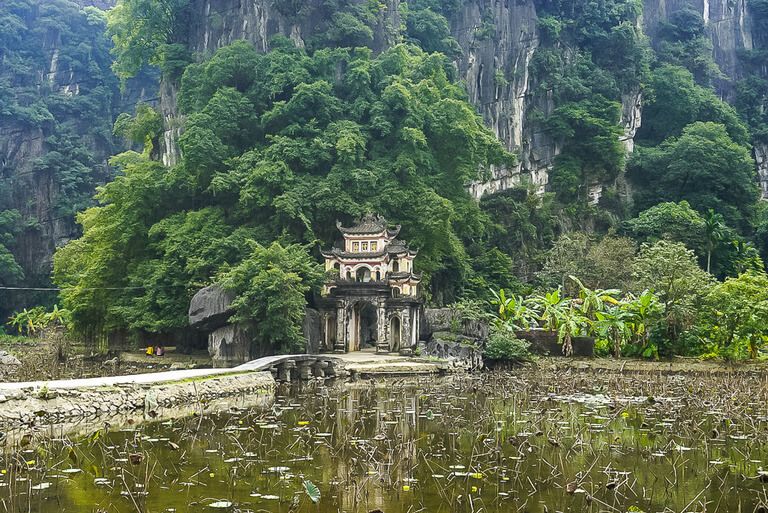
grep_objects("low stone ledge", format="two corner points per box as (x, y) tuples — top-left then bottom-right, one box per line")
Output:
(0, 371), (275, 430)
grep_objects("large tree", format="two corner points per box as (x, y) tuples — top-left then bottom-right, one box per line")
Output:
(629, 122), (759, 232)
(633, 240), (713, 350)
(54, 41), (513, 344)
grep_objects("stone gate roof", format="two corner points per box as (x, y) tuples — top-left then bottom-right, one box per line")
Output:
(336, 213), (401, 237)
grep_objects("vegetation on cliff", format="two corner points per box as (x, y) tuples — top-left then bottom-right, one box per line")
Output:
(2, 0), (767, 360)
(53, 41), (513, 344)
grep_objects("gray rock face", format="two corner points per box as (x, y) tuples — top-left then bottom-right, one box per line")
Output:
(424, 335), (484, 371)
(208, 324), (253, 367)
(303, 308), (322, 354)
(158, 0), (763, 201)
(423, 308), (489, 341)
(188, 284), (235, 330)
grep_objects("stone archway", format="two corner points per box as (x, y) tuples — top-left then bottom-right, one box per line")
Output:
(347, 301), (378, 351)
(358, 302), (378, 350)
(390, 316), (401, 352)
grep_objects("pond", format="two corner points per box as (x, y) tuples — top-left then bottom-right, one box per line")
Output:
(3, 368), (768, 512)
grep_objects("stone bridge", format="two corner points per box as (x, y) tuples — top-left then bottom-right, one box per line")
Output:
(235, 354), (344, 381)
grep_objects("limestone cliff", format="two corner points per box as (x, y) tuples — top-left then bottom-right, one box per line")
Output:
(158, 0), (763, 199)
(0, 0), (155, 290)
(2, 0), (764, 299)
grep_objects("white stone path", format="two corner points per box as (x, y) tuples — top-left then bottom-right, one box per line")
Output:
(0, 351), (443, 391)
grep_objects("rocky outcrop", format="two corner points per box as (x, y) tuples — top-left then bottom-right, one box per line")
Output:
(189, 284), (322, 365)
(454, 0), (547, 198)
(422, 308), (490, 341)
(208, 323), (254, 367)
(303, 308), (322, 354)
(420, 308), (489, 369)
(425, 333), (484, 371)
(188, 284), (235, 330)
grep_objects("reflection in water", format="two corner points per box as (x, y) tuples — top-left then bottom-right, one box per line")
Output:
(2, 371), (768, 512)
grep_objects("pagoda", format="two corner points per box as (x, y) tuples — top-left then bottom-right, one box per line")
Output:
(317, 214), (422, 354)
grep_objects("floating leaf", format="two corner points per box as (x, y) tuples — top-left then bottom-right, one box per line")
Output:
(303, 479), (320, 503)
(207, 500), (233, 509)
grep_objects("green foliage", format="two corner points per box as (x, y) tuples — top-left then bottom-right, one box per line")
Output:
(220, 241), (324, 354)
(55, 41), (512, 339)
(480, 187), (558, 282)
(547, 96), (625, 202)
(624, 201), (707, 252)
(404, 1), (461, 57)
(113, 103), (163, 152)
(7, 305), (71, 336)
(698, 271), (768, 359)
(0, 210), (23, 286)
(538, 232), (636, 292)
(629, 122), (759, 232)
(483, 329), (532, 362)
(107, 0), (190, 80)
(633, 240), (714, 350)
(637, 66), (750, 146)
(655, 9), (723, 84)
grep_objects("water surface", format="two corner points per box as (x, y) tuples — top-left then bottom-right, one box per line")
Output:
(3, 369), (768, 512)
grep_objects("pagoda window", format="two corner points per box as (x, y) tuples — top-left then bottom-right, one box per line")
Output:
(375, 270), (381, 281)
(352, 242), (359, 252)
(392, 287), (401, 297)
(370, 241), (377, 251)
(392, 260), (400, 273)
(361, 242), (368, 251)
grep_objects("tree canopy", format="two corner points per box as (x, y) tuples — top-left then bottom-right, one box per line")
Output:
(54, 41), (513, 345)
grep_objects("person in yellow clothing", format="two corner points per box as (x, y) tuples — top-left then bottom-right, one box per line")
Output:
(145, 345), (154, 356)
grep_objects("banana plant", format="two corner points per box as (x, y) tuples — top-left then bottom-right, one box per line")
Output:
(556, 303), (588, 356)
(622, 289), (663, 355)
(489, 288), (537, 330)
(529, 288), (569, 332)
(594, 307), (633, 358)
(569, 275), (620, 321)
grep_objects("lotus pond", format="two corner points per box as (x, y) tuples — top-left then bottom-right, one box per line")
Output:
(3, 367), (768, 513)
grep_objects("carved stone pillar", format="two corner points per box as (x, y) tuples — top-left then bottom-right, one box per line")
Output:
(335, 302), (347, 353)
(400, 310), (413, 356)
(376, 300), (388, 353)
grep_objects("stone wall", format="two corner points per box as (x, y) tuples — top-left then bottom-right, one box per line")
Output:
(515, 330), (595, 357)
(0, 371), (275, 431)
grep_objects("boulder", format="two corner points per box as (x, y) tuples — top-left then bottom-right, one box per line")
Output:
(303, 308), (322, 354)
(423, 336), (483, 371)
(0, 351), (21, 366)
(208, 324), (253, 368)
(189, 284), (235, 330)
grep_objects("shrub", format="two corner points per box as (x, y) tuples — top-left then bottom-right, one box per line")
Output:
(483, 330), (532, 362)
